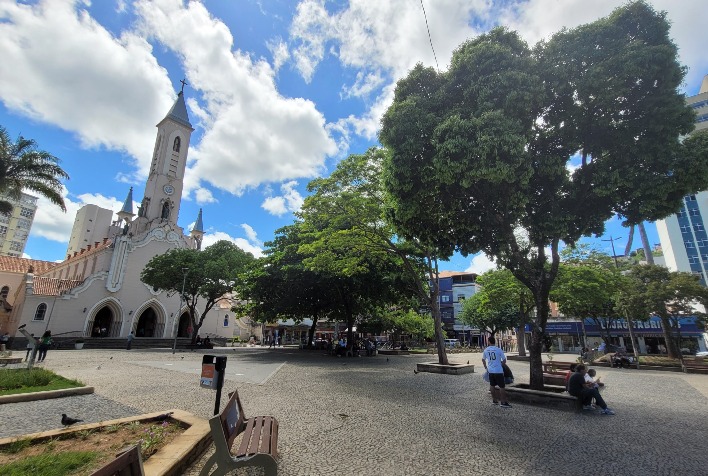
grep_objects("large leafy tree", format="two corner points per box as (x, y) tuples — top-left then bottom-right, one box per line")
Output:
(234, 222), (340, 347)
(380, 2), (708, 388)
(622, 265), (708, 359)
(550, 263), (623, 345)
(141, 240), (255, 342)
(0, 126), (69, 214)
(299, 148), (450, 363)
(459, 269), (534, 352)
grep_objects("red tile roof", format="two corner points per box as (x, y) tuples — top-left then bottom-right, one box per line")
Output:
(438, 271), (477, 278)
(32, 277), (85, 296)
(0, 256), (57, 275)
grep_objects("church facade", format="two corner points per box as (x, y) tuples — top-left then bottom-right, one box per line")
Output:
(1, 89), (252, 342)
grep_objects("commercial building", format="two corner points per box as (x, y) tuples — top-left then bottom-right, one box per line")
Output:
(656, 75), (708, 284)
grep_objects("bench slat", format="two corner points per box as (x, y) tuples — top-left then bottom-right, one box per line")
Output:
(247, 416), (266, 456)
(237, 416), (257, 456)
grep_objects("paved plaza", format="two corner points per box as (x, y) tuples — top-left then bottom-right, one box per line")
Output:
(2, 348), (707, 475)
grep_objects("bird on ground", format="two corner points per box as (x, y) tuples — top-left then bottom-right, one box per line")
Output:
(181, 356), (185, 359)
(96, 365), (101, 370)
(61, 414), (83, 426)
(151, 412), (174, 422)
(386, 358), (390, 362)
(110, 357), (113, 360)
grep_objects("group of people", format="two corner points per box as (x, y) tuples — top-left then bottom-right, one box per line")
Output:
(481, 336), (616, 415)
(21, 330), (53, 362)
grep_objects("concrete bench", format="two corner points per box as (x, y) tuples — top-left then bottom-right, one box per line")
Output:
(200, 390), (279, 476)
(682, 357), (708, 374)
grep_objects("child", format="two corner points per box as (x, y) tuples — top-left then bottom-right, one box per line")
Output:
(585, 368), (604, 388)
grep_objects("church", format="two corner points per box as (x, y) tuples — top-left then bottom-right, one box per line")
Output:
(0, 88), (252, 343)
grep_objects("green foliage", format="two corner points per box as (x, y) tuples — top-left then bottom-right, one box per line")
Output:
(379, 2), (708, 386)
(138, 422), (181, 458)
(0, 369), (83, 396)
(458, 269), (532, 335)
(141, 240), (255, 340)
(0, 126), (70, 214)
(0, 451), (97, 476)
(0, 438), (30, 454)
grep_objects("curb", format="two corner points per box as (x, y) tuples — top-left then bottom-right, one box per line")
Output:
(0, 386), (94, 404)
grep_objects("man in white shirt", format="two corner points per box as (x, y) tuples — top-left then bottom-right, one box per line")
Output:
(482, 336), (511, 408)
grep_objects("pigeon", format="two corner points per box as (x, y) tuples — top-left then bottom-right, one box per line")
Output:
(110, 357), (113, 360)
(181, 356), (185, 359)
(386, 358), (390, 362)
(61, 414), (83, 426)
(18, 324), (26, 330)
(467, 360), (470, 365)
(151, 411), (174, 422)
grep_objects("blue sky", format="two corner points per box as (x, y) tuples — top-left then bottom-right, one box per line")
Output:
(1, 0), (706, 273)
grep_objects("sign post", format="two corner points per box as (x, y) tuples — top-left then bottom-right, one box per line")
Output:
(201, 355), (227, 415)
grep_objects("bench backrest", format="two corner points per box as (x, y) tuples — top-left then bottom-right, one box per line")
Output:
(219, 390), (247, 448)
(90, 444), (144, 476)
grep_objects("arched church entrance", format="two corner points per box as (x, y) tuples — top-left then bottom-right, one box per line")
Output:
(177, 312), (191, 338)
(91, 307), (113, 337)
(136, 308), (160, 337)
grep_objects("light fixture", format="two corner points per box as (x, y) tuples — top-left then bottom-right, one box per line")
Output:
(82, 307), (87, 313)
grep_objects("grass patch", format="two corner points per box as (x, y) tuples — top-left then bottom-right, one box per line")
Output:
(0, 368), (83, 396)
(0, 451), (97, 476)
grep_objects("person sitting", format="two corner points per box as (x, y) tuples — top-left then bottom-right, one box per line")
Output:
(203, 336), (212, 349)
(564, 363), (578, 391)
(196, 335), (202, 346)
(585, 368), (604, 389)
(568, 364), (615, 415)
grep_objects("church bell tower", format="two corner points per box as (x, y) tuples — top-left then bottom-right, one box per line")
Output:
(134, 82), (193, 232)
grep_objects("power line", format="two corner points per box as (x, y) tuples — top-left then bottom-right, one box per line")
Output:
(419, 0), (439, 71)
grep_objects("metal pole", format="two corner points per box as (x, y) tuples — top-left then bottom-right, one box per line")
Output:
(172, 268), (189, 354)
(601, 235), (622, 268)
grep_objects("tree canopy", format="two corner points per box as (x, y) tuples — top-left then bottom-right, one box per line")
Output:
(141, 240), (255, 342)
(0, 125), (69, 214)
(379, 1), (708, 388)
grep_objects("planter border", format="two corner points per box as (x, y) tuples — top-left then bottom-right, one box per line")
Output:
(0, 409), (211, 476)
(416, 362), (475, 375)
(0, 385), (94, 404)
(505, 385), (580, 412)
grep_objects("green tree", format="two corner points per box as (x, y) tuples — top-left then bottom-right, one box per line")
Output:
(550, 263), (623, 345)
(459, 269), (534, 353)
(622, 265), (708, 359)
(299, 148), (450, 363)
(234, 223), (340, 347)
(379, 2), (708, 388)
(0, 126), (69, 214)
(141, 240), (255, 342)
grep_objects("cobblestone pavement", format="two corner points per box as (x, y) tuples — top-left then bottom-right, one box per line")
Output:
(2, 348), (707, 475)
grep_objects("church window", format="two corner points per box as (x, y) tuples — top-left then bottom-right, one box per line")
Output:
(223, 316), (229, 327)
(33, 303), (47, 321)
(0, 286), (9, 299)
(161, 202), (170, 220)
(173, 136), (181, 153)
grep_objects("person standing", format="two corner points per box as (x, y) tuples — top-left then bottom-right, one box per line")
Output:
(126, 331), (134, 350)
(482, 336), (512, 408)
(24, 333), (35, 361)
(37, 330), (53, 362)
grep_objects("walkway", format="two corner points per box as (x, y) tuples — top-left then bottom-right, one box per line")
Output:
(2, 348), (707, 475)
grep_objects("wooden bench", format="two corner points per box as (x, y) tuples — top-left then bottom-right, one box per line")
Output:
(542, 361), (574, 374)
(200, 390), (279, 476)
(91, 444), (144, 476)
(682, 357), (708, 374)
(543, 372), (569, 387)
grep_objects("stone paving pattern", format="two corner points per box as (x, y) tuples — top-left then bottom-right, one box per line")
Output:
(2, 348), (707, 475)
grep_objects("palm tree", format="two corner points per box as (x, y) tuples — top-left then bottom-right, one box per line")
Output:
(0, 126), (69, 214)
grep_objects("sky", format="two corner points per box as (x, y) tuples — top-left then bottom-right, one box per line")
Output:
(1, 0), (707, 274)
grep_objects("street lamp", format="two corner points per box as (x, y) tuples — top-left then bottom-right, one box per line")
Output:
(172, 267), (189, 354)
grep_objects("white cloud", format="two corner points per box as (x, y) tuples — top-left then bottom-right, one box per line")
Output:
(240, 224), (259, 244)
(193, 187), (216, 205)
(201, 231), (263, 258)
(0, 0), (174, 176)
(134, 0), (338, 198)
(267, 37), (290, 73)
(261, 181), (304, 216)
(31, 188), (125, 243)
(465, 253), (497, 275)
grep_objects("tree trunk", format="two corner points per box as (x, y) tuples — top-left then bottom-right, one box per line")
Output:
(528, 325), (545, 390)
(624, 224), (635, 257)
(638, 222), (654, 265)
(428, 256), (449, 365)
(306, 313), (319, 349)
(516, 322), (527, 357)
(658, 315), (680, 359)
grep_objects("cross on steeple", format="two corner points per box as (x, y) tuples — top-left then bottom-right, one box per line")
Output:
(180, 78), (188, 93)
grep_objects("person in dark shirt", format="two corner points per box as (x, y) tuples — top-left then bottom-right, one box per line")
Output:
(568, 364), (615, 415)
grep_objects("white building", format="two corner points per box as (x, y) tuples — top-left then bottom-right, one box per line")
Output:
(656, 75), (708, 284)
(2, 87), (248, 342)
(0, 192), (38, 258)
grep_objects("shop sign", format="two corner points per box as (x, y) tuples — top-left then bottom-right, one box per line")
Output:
(583, 316), (702, 335)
